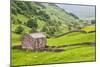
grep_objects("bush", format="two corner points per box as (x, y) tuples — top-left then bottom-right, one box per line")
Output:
(12, 19), (22, 24)
(26, 19), (38, 28)
(15, 25), (24, 34)
(17, 19), (22, 24)
(29, 27), (38, 33)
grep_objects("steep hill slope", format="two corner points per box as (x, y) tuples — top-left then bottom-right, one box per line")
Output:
(11, 1), (85, 36)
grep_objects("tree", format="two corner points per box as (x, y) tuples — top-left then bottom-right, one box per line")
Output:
(41, 26), (55, 35)
(42, 26), (47, 32)
(29, 27), (38, 33)
(37, 10), (50, 21)
(17, 19), (22, 24)
(26, 19), (38, 28)
(15, 25), (24, 34)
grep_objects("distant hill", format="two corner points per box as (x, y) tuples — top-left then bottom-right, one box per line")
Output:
(57, 4), (95, 19)
(11, 1), (85, 37)
(84, 16), (95, 20)
(83, 16), (96, 24)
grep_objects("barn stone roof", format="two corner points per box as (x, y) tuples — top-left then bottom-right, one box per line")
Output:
(29, 33), (46, 38)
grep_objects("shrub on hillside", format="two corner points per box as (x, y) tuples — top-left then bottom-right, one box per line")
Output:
(15, 25), (24, 34)
(29, 27), (38, 33)
(26, 19), (38, 28)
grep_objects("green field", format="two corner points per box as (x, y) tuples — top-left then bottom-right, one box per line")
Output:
(48, 32), (95, 46)
(12, 45), (95, 66)
(12, 31), (96, 66)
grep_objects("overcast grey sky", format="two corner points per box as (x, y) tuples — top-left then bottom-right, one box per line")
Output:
(56, 4), (95, 19)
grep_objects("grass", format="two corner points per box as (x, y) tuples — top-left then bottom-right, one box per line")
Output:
(12, 32), (21, 46)
(81, 25), (95, 32)
(12, 31), (95, 46)
(12, 24), (31, 33)
(12, 31), (96, 66)
(16, 14), (29, 24)
(48, 32), (95, 46)
(12, 45), (95, 66)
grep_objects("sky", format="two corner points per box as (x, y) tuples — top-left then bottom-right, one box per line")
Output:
(56, 4), (95, 19)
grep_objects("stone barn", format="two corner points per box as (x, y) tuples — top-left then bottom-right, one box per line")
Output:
(22, 33), (47, 51)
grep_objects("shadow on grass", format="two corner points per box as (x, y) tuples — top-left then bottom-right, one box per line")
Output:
(12, 42), (95, 52)
(12, 45), (65, 52)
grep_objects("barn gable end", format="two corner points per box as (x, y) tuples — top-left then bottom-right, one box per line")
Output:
(22, 33), (47, 51)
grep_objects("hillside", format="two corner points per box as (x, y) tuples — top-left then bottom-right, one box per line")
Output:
(11, 1), (85, 37)
(11, 1), (96, 66)
(48, 32), (95, 46)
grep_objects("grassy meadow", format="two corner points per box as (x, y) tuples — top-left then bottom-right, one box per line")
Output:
(12, 30), (96, 66)
(11, 1), (96, 66)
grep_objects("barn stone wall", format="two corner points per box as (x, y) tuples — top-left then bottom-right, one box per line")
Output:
(22, 34), (47, 51)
